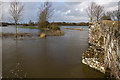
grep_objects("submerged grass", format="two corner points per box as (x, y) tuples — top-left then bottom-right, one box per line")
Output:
(19, 26), (39, 29)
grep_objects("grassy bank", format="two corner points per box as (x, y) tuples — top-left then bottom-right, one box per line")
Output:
(2, 30), (64, 37)
(19, 26), (39, 29)
(61, 27), (84, 31)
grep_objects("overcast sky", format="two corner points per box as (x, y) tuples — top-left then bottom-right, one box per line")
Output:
(1, 1), (119, 23)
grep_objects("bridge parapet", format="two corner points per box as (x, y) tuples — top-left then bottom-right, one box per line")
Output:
(82, 20), (120, 79)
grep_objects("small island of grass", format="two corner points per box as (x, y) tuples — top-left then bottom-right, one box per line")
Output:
(3, 23), (64, 39)
(19, 26), (39, 29)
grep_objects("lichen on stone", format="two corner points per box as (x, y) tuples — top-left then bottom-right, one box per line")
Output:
(82, 20), (120, 79)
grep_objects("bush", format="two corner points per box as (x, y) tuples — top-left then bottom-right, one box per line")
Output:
(101, 16), (111, 20)
(38, 21), (60, 30)
(47, 24), (60, 30)
(38, 21), (49, 28)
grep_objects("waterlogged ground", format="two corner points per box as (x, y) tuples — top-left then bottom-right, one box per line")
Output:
(2, 26), (105, 78)
(2, 25), (40, 34)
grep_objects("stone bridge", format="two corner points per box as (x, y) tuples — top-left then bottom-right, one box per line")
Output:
(82, 20), (120, 80)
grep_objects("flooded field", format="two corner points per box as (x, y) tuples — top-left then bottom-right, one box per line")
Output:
(2, 26), (105, 78)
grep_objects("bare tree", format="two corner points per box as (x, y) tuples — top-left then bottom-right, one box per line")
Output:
(38, 1), (54, 28)
(94, 5), (104, 21)
(101, 10), (120, 21)
(9, 0), (24, 38)
(86, 2), (104, 22)
(101, 12), (112, 20)
(0, 1), (2, 26)
(111, 10), (120, 21)
(86, 2), (96, 22)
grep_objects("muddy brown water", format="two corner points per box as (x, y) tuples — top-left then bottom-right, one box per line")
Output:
(2, 26), (105, 78)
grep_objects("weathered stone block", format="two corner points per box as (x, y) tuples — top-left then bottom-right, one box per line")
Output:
(82, 20), (120, 79)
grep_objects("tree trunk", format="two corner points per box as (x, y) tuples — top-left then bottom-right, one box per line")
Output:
(15, 22), (17, 38)
(90, 17), (92, 22)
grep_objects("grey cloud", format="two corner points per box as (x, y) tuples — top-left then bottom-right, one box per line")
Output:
(1, 1), (119, 23)
(50, 2), (89, 22)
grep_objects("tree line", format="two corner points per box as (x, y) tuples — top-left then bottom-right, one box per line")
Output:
(2, 0), (119, 38)
(86, 2), (120, 22)
(0, 21), (89, 26)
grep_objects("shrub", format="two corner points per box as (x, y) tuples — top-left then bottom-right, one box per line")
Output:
(48, 24), (60, 30)
(38, 21), (60, 30)
(38, 21), (49, 28)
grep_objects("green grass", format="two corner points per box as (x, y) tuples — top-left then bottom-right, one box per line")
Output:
(19, 25), (60, 30)
(19, 26), (39, 29)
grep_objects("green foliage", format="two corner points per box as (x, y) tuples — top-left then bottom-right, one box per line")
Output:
(38, 21), (49, 28)
(20, 24), (60, 31)
(38, 21), (60, 30)
(19, 26), (39, 29)
(47, 24), (60, 30)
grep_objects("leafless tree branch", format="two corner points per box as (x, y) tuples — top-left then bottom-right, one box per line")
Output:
(86, 2), (104, 22)
(86, 2), (96, 22)
(38, 1), (54, 28)
(9, 0), (24, 38)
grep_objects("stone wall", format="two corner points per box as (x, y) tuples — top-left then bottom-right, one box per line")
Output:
(82, 20), (120, 79)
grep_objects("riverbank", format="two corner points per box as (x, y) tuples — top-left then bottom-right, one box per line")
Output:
(2, 25), (88, 38)
(61, 27), (84, 31)
(19, 26), (84, 31)
(19, 26), (39, 29)
(2, 30), (64, 38)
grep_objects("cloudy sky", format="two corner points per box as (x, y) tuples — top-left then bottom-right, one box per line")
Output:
(1, 0), (119, 23)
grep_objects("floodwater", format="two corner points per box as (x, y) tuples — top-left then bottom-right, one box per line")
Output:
(2, 26), (105, 78)
(2, 25), (40, 33)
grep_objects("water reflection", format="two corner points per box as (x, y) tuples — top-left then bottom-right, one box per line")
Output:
(2, 25), (39, 34)
(2, 26), (105, 78)
(3, 40), (27, 78)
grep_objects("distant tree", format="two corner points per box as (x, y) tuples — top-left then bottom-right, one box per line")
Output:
(101, 10), (120, 21)
(9, 0), (24, 38)
(111, 10), (120, 21)
(86, 2), (104, 22)
(94, 5), (104, 21)
(101, 12), (112, 20)
(38, 1), (54, 28)
(29, 20), (34, 26)
(29, 20), (32, 24)
(86, 2), (96, 22)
